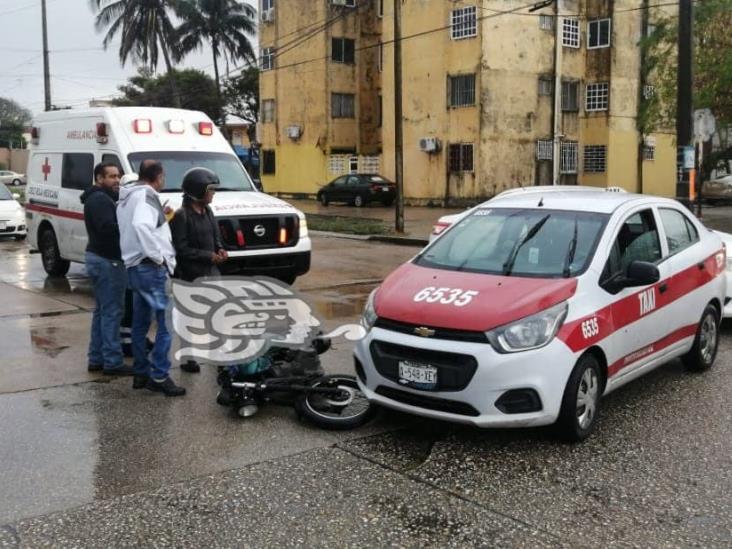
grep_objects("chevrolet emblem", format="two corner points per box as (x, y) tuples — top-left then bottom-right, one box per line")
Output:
(414, 326), (436, 337)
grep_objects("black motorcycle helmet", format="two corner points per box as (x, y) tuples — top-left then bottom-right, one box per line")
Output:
(181, 167), (219, 200)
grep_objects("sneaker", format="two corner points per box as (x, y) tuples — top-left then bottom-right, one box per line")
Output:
(181, 360), (201, 373)
(132, 375), (149, 389)
(103, 365), (135, 376)
(88, 363), (103, 372)
(146, 377), (186, 397)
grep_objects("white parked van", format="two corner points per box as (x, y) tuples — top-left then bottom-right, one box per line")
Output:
(26, 107), (311, 283)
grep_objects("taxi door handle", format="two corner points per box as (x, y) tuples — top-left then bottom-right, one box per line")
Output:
(659, 282), (668, 293)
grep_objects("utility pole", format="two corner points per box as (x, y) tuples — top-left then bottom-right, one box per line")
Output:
(41, 0), (52, 111)
(676, 0), (694, 203)
(393, 0), (405, 233)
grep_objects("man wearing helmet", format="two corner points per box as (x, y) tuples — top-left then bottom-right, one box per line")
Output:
(170, 167), (229, 373)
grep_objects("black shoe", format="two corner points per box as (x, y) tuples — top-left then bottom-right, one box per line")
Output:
(132, 375), (149, 389)
(88, 363), (103, 372)
(181, 360), (201, 373)
(146, 377), (186, 397)
(103, 365), (135, 376)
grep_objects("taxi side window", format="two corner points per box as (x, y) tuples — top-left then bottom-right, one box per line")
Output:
(601, 210), (661, 284)
(61, 153), (94, 191)
(659, 208), (699, 255)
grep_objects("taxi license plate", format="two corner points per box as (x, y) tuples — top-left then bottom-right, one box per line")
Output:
(0, 221), (6, 230)
(398, 361), (437, 386)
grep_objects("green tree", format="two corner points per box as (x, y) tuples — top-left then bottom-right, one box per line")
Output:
(112, 68), (219, 121)
(174, 0), (257, 124)
(0, 97), (31, 148)
(224, 67), (259, 142)
(90, 0), (182, 107)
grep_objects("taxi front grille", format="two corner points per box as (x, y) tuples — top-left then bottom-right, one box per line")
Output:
(369, 340), (478, 391)
(374, 318), (488, 343)
(375, 386), (480, 417)
(218, 214), (299, 250)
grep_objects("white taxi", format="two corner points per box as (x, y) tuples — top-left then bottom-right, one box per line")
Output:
(356, 187), (726, 440)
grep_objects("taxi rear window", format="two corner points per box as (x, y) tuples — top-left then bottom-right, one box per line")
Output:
(417, 208), (609, 278)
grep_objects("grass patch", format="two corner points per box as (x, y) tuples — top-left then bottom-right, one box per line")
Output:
(306, 213), (389, 235)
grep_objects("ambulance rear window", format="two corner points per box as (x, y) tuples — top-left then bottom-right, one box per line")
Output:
(417, 208), (609, 278)
(128, 151), (254, 191)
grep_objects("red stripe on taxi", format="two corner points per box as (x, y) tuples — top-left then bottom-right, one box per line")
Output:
(607, 323), (698, 376)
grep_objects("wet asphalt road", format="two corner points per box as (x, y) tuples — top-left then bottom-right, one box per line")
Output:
(0, 234), (731, 548)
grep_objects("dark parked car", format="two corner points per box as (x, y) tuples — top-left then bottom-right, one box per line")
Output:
(316, 174), (396, 207)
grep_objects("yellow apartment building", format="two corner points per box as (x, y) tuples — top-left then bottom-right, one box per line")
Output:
(259, 0), (677, 204)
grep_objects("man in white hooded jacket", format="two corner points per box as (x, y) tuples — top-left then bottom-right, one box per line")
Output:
(117, 160), (185, 396)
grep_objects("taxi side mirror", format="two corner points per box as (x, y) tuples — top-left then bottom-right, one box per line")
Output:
(624, 260), (660, 287)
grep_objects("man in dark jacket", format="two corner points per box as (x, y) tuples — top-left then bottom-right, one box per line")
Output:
(170, 167), (228, 373)
(81, 163), (134, 375)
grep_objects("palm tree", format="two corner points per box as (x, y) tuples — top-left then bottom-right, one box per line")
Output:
(174, 0), (257, 124)
(90, 0), (181, 107)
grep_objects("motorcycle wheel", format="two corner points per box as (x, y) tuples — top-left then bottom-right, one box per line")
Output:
(295, 375), (376, 430)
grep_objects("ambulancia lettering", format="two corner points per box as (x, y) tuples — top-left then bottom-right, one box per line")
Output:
(66, 130), (97, 140)
(638, 287), (656, 316)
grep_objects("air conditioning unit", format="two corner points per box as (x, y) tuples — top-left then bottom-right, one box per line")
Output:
(261, 9), (274, 22)
(286, 125), (302, 140)
(419, 137), (441, 153)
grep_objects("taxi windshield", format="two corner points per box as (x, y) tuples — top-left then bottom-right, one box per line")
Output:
(417, 208), (609, 278)
(127, 151), (255, 192)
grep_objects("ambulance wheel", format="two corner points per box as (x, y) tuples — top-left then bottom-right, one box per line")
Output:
(39, 228), (70, 277)
(682, 303), (719, 372)
(295, 375), (376, 430)
(555, 354), (601, 442)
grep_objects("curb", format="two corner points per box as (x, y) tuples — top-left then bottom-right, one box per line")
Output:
(310, 230), (427, 247)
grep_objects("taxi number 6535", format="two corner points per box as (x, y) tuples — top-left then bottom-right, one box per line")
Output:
(581, 317), (599, 339)
(413, 287), (479, 307)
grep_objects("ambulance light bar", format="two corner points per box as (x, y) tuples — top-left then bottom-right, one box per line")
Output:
(198, 122), (213, 136)
(96, 122), (108, 144)
(31, 127), (39, 144)
(133, 119), (152, 134)
(167, 120), (185, 134)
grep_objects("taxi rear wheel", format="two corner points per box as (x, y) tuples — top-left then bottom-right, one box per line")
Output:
(682, 304), (719, 372)
(556, 354), (602, 442)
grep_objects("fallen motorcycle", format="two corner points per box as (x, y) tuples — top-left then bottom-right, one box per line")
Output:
(215, 340), (376, 430)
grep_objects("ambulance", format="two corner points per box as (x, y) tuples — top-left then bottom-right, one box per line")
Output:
(356, 186), (726, 440)
(25, 107), (311, 283)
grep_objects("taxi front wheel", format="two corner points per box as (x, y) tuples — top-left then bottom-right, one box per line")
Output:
(682, 304), (720, 372)
(555, 354), (602, 442)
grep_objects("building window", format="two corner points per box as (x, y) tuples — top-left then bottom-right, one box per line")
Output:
(586, 82), (609, 111)
(584, 145), (607, 173)
(588, 19), (611, 49)
(643, 85), (655, 99)
(560, 141), (578, 173)
(262, 150), (276, 175)
(261, 99), (275, 123)
(332, 37), (355, 64)
(561, 80), (579, 112)
(448, 73), (476, 107)
(260, 47), (275, 71)
(332, 0), (356, 6)
(448, 143), (474, 173)
(538, 76), (553, 96)
(377, 94), (382, 127)
(643, 146), (655, 160)
(451, 6), (477, 40)
(331, 93), (355, 118)
(377, 0), (383, 17)
(539, 15), (554, 30)
(536, 139), (553, 161)
(562, 18), (580, 48)
(261, 0), (274, 21)
(378, 42), (383, 72)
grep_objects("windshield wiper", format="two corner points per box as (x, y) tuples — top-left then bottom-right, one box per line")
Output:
(562, 216), (579, 278)
(502, 214), (550, 276)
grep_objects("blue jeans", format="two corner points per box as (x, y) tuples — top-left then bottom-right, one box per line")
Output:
(86, 252), (127, 368)
(127, 263), (171, 380)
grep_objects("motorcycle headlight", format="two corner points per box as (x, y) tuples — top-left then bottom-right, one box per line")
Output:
(486, 301), (568, 353)
(299, 217), (308, 238)
(361, 288), (378, 331)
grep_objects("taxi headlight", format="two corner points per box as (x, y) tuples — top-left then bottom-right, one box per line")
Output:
(299, 217), (308, 238)
(361, 288), (378, 331)
(486, 301), (568, 353)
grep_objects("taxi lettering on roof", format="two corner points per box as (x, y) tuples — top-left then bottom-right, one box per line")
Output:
(67, 130), (97, 140)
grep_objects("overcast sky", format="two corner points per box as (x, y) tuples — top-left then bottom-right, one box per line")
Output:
(0, 0), (258, 117)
